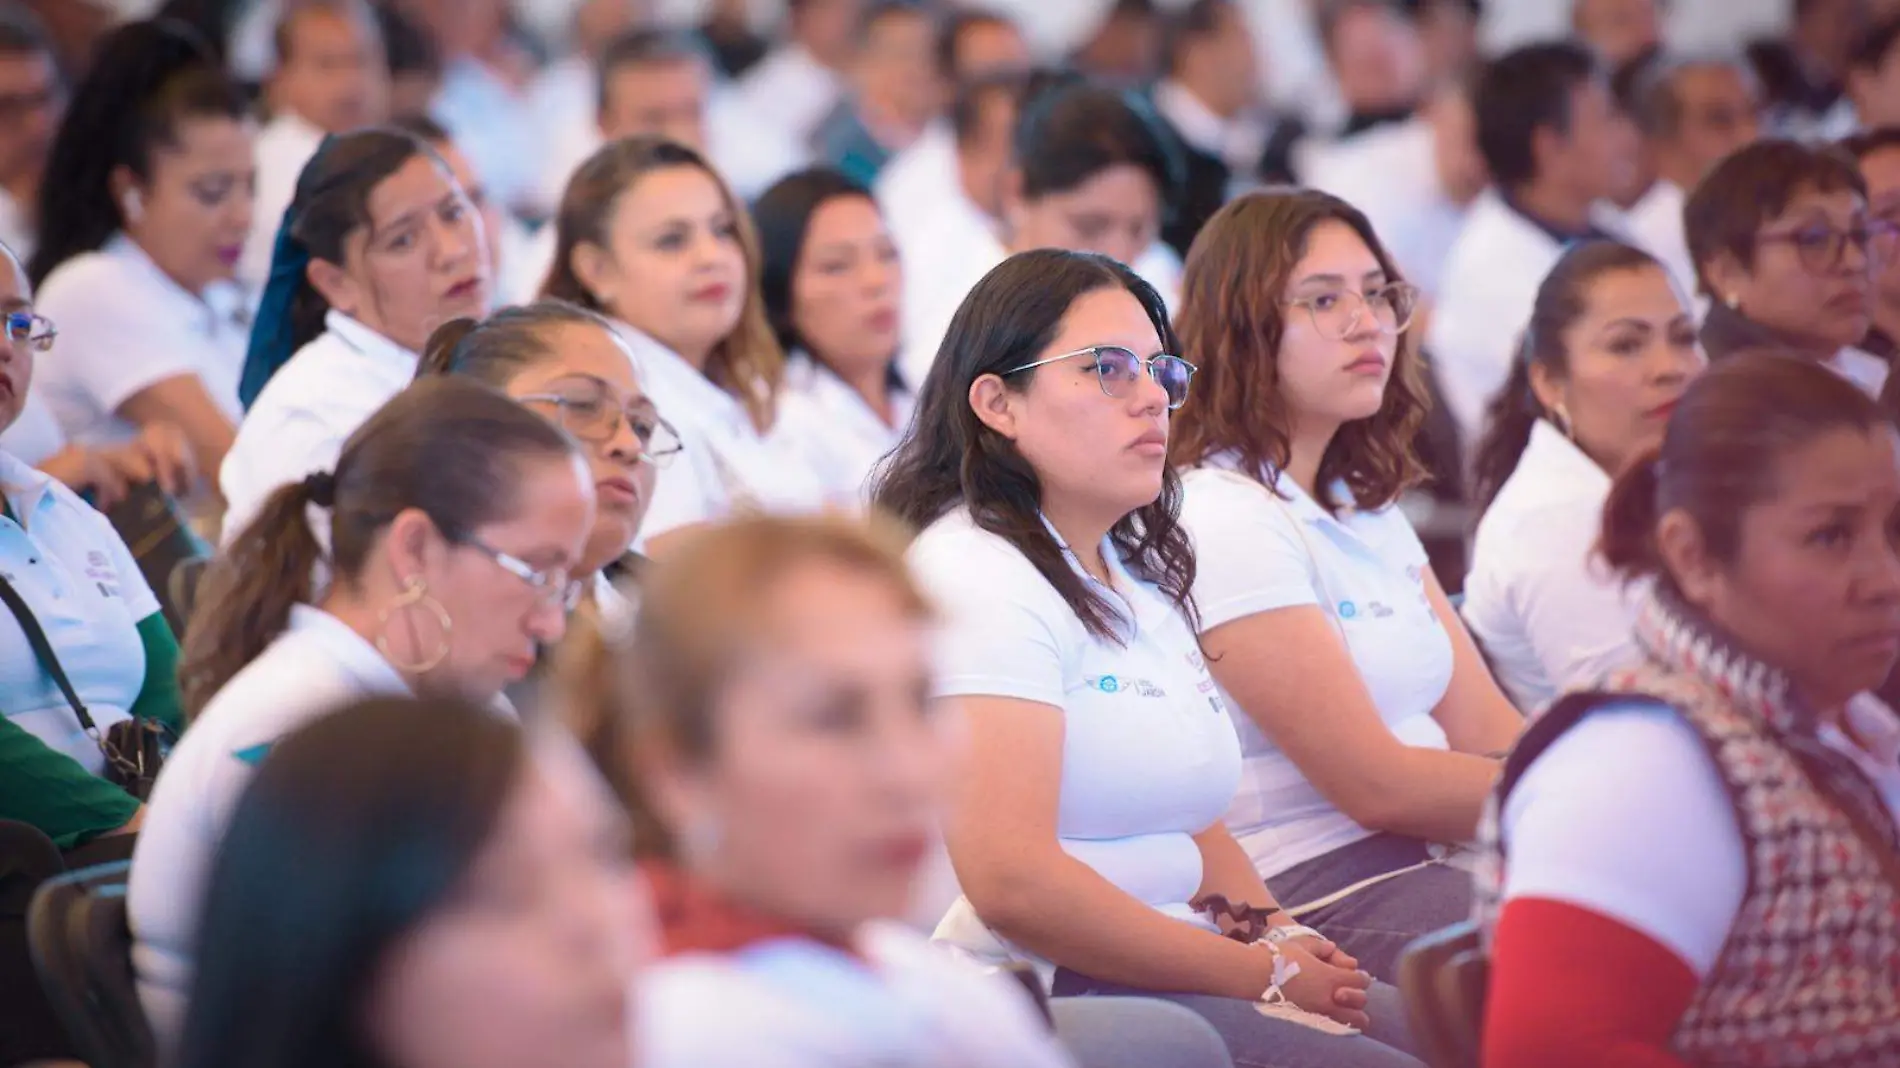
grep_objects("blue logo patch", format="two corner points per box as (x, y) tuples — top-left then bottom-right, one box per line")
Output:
(1338, 601), (1358, 619)
(1097, 675), (1121, 693)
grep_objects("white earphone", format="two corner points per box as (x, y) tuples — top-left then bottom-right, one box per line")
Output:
(121, 189), (143, 224)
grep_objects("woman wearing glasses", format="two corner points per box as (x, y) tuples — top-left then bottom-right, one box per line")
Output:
(543, 137), (826, 556)
(419, 301), (683, 607)
(130, 376), (596, 1051)
(1169, 190), (1522, 982)
(873, 248), (1423, 1067)
(220, 127), (490, 543)
(1463, 241), (1706, 714)
(1687, 139), (1893, 398)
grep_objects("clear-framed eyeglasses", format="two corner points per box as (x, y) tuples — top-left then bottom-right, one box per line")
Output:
(1758, 219), (1900, 275)
(456, 534), (585, 612)
(1285, 282), (1420, 341)
(4, 311), (56, 352)
(1001, 346), (1198, 410)
(517, 377), (685, 468)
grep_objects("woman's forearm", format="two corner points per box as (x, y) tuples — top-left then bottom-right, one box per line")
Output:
(1354, 747), (1500, 843)
(969, 847), (1274, 1000)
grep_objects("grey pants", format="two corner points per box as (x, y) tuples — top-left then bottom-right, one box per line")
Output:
(1052, 997), (1235, 1068)
(1051, 978), (1424, 1068)
(1269, 833), (1475, 983)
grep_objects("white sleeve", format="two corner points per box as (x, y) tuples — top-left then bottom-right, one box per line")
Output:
(1180, 474), (1322, 631)
(218, 409), (348, 547)
(635, 445), (722, 545)
(1508, 508), (1643, 692)
(38, 270), (208, 417)
(1500, 701), (1746, 977)
(911, 537), (1069, 708)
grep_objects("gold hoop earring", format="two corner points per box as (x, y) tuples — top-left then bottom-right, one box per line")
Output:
(376, 577), (453, 674)
(1724, 293), (1741, 310)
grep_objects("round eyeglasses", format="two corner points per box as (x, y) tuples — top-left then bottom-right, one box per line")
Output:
(1001, 346), (1198, 410)
(1285, 282), (1420, 341)
(517, 378), (685, 468)
(1758, 219), (1900, 275)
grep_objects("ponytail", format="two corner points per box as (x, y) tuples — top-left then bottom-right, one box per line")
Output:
(179, 477), (326, 716)
(1469, 337), (1543, 514)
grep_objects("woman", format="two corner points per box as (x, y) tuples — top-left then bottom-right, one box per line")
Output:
(419, 301), (683, 604)
(1168, 190), (1521, 981)
(220, 127), (491, 542)
(754, 167), (911, 505)
(872, 248), (1421, 1067)
(901, 74), (1183, 386)
(131, 376), (596, 1050)
(565, 512), (1226, 1068)
(1687, 138), (1893, 398)
(1481, 352), (1900, 1066)
(174, 695), (645, 1068)
(0, 236), (186, 1065)
(1464, 240), (1705, 713)
(543, 136), (824, 555)
(29, 19), (254, 498)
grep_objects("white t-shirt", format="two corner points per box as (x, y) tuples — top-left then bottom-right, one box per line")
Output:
(238, 110), (325, 294)
(0, 452), (156, 772)
(1463, 421), (1642, 714)
(731, 44), (845, 150)
(130, 606), (416, 1051)
(1300, 117), (1469, 300)
(616, 323), (828, 547)
(1499, 694), (1900, 977)
(1179, 460), (1453, 877)
(910, 508), (1241, 974)
(219, 312), (419, 545)
(1624, 180), (1697, 302)
(34, 235), (250, 446)
(643, 921), (1074, 1068)
(774, 355), (914, 508)
(1826, 347), (1891, 400)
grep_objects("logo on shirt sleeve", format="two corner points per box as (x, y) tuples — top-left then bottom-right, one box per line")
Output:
(1085, 675), (1167, 698)
(83, 551), (121, 600)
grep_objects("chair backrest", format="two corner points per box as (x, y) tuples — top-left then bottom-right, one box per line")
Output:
(1396, 920), (1487, 1068)
(26, 861), (154, 1068)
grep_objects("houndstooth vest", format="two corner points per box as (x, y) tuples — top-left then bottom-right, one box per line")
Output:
(1475, 588), (1900, 1066)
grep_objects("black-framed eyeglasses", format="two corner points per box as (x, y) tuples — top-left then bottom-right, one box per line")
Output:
(4, 312), (56, 353)
(517, 377), (685, 468)
(455, 534), (584, 611)
(1001, 346), (1198, 410)
(1758, 220), (1900, 274)
(1284, 282), (1420, 341)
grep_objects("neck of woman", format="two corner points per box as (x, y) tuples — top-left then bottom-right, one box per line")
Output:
(1283, 420), (1339, 502)
(1041, 494), (1118, 587)
(319, 586), (434, 694)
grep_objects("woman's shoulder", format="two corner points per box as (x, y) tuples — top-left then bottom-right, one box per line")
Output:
(35, 248), (118, 297)
(185, 627), (371, 753)
(909, 511), (1074, 615)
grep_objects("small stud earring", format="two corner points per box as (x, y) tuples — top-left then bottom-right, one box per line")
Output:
(1723, 292), (1741, 310)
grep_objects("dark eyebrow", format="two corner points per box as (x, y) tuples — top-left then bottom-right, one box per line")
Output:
(1599, 316), (1654, 331)
(1294, 270), (1388, 288)
(0, 298), (32, 314)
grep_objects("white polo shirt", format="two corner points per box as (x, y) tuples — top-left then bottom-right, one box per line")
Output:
(774, 354), (915, 507)
(1179, 459), (1453, 877)
(34, 235), (250, 446)
(1463, 421), (1642, 714)
(616, 323), (828, 547)
(218, 312), (418, 545)
(1624, 180), (1696, 301)
(911, 507), (1241, 973)
(0, 451), (156, 772)
(1500, 694), (1900, 978)
(238, 110), (325, 293)
(129, 605), (413, 1051)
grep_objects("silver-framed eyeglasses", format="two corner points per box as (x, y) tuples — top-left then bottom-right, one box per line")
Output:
(517, 376), (685, 468)
(4, 312), (55, 352)
(1001, 346), (1198, 410)
(1285, 282), (1420, 341)
(456, 534), (584, 611)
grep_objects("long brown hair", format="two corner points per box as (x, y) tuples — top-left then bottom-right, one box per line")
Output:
(540, 136), (783, 432)
(870, 248), (1198, 643)
(1168, 189), (1429, 511)
(180, 378), (577, 715)
(556, 514), (930, 859)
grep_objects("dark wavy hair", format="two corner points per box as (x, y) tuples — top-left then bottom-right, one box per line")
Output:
(869, 248), (1196, 643)
(1167, 189), (1429, 512)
